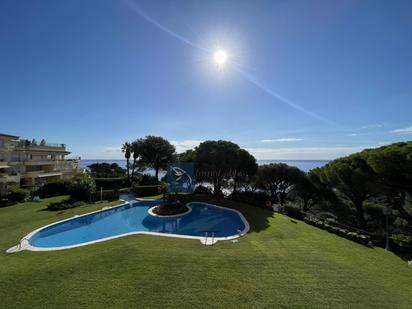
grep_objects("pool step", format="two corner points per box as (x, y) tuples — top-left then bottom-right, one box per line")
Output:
(201, 231), (218, 246)
(200, 237), (218, 246)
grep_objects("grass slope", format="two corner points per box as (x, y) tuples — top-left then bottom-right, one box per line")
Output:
(0, 196), (411, 308)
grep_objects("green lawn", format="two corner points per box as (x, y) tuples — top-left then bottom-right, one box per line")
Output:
(1, 196), (411, 308)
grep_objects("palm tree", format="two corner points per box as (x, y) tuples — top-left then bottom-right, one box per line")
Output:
(121, 142), (132, 185)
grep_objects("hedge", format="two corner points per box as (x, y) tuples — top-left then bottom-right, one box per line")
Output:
(304, 216), (372, 247)
(389, 234), (412, 253)
(94, 178), (126, 190)
(132, 185), (160, 197)
(38, 180), (70, 198)
(284, 205), (304, 220)
(7, 187), (30, 202)
(91, 189), (119, 201)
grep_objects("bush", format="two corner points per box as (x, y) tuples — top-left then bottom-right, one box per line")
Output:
(390, 234), (412, 252)
(133, 173), (158, 186)
(0, 200), (18, 208)
(7, 187), (30, 202)
(284, 205), (304, 220)
(38, 180), (71, 198)
(95, 178), (126, 190)
(132, 183), (159, 197)
(304, 216), (325, 228)
(91, 189), (119, 201)
(47, 200), (86, 211)
(69, 174), (96, 201)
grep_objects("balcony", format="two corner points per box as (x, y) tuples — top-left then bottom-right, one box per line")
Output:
(13, 140), (68, 153)
(24, 160), (61, 166)
(0, 174), (20, 183)
(23, 170), (63, 178)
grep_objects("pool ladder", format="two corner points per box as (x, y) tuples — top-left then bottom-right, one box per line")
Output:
(204, 232), (214, 246)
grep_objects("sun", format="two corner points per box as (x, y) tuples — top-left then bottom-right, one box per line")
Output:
(214, 50), (228, 66)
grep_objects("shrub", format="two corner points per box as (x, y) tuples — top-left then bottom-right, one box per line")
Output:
(363, 202), (385, 221)
(132, 183), (159, 197)
(284, 205), (304, 220)
(91, 189), (119, 201)
(39, 180), (71, 198)
(0, 200), (17, 208)
(390, 234), (412, 252)
(305, 217), (325, 228)
(94, 178), (126, 190)
(7, 187), (30, 202)
(133, 173), (158, 186)
(69, 174), (96, 201)
(47, 200), (86, 211)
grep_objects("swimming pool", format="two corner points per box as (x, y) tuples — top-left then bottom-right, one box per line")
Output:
(11, 197), (249, 252)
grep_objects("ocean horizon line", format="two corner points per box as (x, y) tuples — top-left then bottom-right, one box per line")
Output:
(80, 158), (331, 162)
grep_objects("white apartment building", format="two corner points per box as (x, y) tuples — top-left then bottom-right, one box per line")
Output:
(0, 133), (82, 197)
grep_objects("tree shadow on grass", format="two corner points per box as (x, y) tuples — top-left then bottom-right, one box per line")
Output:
(181, 194), (274, 233)
(393, 251), (412, 262)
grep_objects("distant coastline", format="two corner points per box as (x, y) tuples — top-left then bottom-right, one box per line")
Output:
(80, 159), (329, 173)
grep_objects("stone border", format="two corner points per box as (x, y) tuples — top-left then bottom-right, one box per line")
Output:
(147, 204), (192, 218)
(6, 199), (250, 253)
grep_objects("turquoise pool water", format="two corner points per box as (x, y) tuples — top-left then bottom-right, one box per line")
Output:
(28, 197), (247, 249)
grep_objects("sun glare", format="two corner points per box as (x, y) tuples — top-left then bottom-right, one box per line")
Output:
(214, 50), (228, 66)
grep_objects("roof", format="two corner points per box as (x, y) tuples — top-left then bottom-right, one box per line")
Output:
(0, 133), (19, 139)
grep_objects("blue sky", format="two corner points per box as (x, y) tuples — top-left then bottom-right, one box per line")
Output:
(1, 0), (411, 160)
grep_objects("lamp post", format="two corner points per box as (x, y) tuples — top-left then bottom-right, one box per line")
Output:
(382, 206), (391, 250)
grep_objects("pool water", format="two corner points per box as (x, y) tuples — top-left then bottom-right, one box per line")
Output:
(29, 199), (248, 249)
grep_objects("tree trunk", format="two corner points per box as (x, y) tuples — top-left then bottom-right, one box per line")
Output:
(131, 159), (137, 180)
(278, 192), (285, 206)
(269, 184), (277, 203)
(354, 200), (366, 228)
(155, 167), (159, 184)
(302, 198), (309, 213)
(126, 158), (130, 185)
(213, 178), (222, 196)
(233, 179), (238, 194)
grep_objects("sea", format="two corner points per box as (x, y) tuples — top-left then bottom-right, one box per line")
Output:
(80, 159), (329, 174)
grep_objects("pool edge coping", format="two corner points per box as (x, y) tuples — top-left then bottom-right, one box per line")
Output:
(6, 199), (250, 253)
